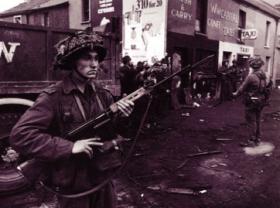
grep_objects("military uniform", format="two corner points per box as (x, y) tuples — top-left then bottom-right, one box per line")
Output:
(235, 64), (266, 143)
(10, 72), (117, 208)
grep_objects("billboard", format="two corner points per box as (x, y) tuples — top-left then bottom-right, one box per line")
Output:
(122, 0), (168, 64)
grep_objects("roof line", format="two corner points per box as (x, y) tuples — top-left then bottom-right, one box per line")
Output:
(0, 2), (68, 18)
(238, 0), (280, 19)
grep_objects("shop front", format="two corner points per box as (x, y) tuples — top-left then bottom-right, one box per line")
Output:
(167, 32), (219, 99)
(218, 41), (254, 67)
(166, 0), (219, 99)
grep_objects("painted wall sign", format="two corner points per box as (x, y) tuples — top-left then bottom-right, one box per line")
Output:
(92, 0), (122, 27)
(241, 29), (258, 40)
(123, 0), (168, 64)
(239, 46), (251, 53)
(98, 0), (115, 14)
(167, 0), (195, 35)
(0, 41), (20, 63)
(207, 0), (239, 42)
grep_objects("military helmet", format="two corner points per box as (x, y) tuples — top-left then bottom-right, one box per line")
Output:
(248, 57), (264, 69)
(54, 31), (107, 70)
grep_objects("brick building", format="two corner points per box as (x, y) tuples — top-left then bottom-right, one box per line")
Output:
(112, 0), (280, 87)
(0, 0), (94, 30)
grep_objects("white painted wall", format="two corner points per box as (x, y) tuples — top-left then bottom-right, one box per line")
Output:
(68, 0), (90, 29)
(218, 41), (254, 66)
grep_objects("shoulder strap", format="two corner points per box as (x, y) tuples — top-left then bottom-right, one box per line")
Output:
(73, 94), (87, 122)
(253, 72), (264, 92)
(95, 93), (105, 111)
(91, 82), (105, 111)
(73, 92), (105, 122)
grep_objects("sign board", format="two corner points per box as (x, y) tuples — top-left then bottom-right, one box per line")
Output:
(122, 0), (168, 64)
(167, 0), (195, 35)
(0, 41), (20, 63)
(92, 0), (122, 27)
(207, 0), (239, 42)
(241, 29), (258, 40)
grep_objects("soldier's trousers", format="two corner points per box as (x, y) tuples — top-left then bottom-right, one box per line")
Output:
(57, 182), (116, 208)
(245, 107), (263, 141)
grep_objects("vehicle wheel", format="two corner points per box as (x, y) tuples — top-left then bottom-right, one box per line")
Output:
(0, 104), (32, 196)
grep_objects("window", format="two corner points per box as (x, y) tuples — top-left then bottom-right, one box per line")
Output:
(13, 15), (22, 24)
(40, 13), (49, 26)
(195, 0), (207, 34)
(82, 0), (90, 22)
(265, 21), (271, 47)
(265, 56), (271, 73)
(239, 10), (246, 29)
(26, 14), (29, 24)
(44, 12), (49, 26)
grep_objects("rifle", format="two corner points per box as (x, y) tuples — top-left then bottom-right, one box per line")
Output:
(67, 55), (214, 138)
(1, 55), (214, 196)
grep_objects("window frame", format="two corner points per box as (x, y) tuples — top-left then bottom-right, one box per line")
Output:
(81, 0), (91, 23)
(195, 0), (208, 34)
(238, 10), (246, 29)
(265, 56), (271, 73)
(13, 15), (22, 24)
(265, 21), (271, 48)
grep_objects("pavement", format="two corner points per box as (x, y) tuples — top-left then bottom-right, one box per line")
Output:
(116, 89), (280, 208)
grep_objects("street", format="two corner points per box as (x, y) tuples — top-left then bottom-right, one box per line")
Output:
(1, 90), (280, 208)
(116, 89), (280, 208)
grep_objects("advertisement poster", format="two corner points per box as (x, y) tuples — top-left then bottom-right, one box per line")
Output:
(122, 0), (168, 64)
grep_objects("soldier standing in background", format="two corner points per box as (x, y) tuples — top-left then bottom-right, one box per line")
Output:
(228, 60), (240, 93)
(233, 57), (267, 145)
(170, 52), (182, 110)
(119, 55), (137, 97)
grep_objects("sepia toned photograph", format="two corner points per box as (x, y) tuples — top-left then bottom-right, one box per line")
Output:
(0, 0), (280, 207)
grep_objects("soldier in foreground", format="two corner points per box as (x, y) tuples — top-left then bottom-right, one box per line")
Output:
(233, 57), (267, 146)
(10, 31), (134, 208)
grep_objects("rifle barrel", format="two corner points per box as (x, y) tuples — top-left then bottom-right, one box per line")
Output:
(152, 54), (215, 90)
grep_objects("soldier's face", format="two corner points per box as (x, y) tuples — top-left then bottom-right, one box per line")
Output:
(75, 51), (100, 79)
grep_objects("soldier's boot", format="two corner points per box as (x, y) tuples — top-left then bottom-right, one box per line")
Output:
(240, 136), (258, 147)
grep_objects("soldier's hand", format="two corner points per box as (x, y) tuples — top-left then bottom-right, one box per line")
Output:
(117, 100), (134, 117)
(232, 92), (238, 97)
(72, 138), (102, 159)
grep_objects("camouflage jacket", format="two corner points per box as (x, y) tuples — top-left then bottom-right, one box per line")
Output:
(10, 73), (116, 191)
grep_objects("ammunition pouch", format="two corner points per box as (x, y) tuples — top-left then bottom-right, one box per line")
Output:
(92, 150), (123, 172)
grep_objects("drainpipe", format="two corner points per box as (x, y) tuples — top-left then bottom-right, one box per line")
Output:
(272, 18), (279, 87)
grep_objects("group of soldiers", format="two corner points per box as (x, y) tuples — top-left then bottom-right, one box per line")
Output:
(8, 31), (271, 208)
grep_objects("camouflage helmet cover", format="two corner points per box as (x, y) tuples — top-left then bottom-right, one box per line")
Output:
(248, 57), (264, 69)
(54, 31), (107, 70)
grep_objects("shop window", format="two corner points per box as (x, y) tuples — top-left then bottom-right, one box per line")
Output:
(82, 0), (90, 22)
(265, 56), (271, 73)
(239, 10), (246, 29)
(265, 21), (271, 47)
(13, 15), (22, 24)
(195, 0), (207, 34)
